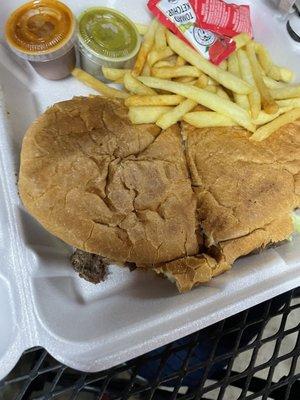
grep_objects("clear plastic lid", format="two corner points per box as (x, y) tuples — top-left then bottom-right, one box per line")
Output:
(5, 0), (76, 61)
(78, 7), (140, 63)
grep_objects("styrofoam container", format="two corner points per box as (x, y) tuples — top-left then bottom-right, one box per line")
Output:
(0, 0), (299, 380)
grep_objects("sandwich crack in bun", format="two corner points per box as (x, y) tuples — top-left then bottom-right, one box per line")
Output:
(19, 97), (300, 292)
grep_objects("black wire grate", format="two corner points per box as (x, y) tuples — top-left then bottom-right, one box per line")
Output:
(1, 288), (299, 400)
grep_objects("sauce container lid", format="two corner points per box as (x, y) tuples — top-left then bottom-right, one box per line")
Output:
(5, 0), (76, 61)
(78, 7), (141, 63)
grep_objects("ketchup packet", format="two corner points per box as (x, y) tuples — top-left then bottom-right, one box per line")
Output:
(147, 0), (253, 65)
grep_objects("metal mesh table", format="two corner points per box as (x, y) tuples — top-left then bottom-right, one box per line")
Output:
(1, 288), (299, 400)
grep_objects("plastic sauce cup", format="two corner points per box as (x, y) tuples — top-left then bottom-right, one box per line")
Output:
(5, 0), (77, 80)
(77, 7), (141, 80)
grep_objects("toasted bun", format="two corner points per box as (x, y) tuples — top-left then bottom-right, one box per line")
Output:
(183, 120), (300, 265)
(19, 96), (199, 266)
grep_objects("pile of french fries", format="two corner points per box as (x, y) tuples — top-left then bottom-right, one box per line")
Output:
(72, 19), (300, 141)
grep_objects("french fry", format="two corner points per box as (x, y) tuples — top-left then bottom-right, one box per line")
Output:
(257, 62), (266, 76)
(175, 76), (197, 83)
(227, 52), (250, 111)
(176, 56), (186, 66)
(237, 49), (261, 119)
(113, 78), (125, 84)
(167, 31), (252, 94)
(233, 32), (251, 50)
(250, 108), (300, 141)
(152, 66), (200, 79)
(219, 60), (227, 70)
(183, 111), (237, 127)
(128, 106), (173, 124)
(147, 47), (174, 67)
(207, 77), (218, 85)
(134, 23), (149, 35)
(153, 60), (175, 68)
(263, 76), (287, 89)
(102, 67), (131, 82)
(156, 99), (197, 129)
(246, 42), (278, 114)
(124, 72), (157, 95)
(190, 104), (208, 112)
(133, 19), (158, 76)
(270, 85), (300, 100)
(197, 73), (209, 88)
(165, 55), (178, 65)
(72, 68), (129, 98)
(125, 94), (184, 106)
(270, 66), (294, 83)
(255, 43), (294, 82)
(204, 85), (218, 93)
(253, 107), (293, 125)
(138, 76), (256, 131)
(216, 87), (230, 100)
(154, 24), (167, 50)
(276, 98), (300, 108)
(142, 62), (151, 76)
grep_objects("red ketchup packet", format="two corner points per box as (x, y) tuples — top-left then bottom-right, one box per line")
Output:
(147, 0), (253, 65)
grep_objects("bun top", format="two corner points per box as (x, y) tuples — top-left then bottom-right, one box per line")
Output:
(19, 96), (199, 266)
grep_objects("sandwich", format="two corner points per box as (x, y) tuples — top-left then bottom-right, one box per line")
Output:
(19, 96), (300, 291)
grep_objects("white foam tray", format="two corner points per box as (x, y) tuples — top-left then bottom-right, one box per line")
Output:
(0, 0), (299, 380)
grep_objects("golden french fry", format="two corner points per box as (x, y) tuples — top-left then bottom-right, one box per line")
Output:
(271, 67), (294, 83)
(124, 72), (156, 95)
(152, 65), (200, 79)
(246, 42), (278, 114)
(253, 107), (293, 125)
(114, 78), (124, 85)
(254, 42), (272, 71)
(207, 77), (218, 85)
(255, 43), (294, 82)
(196, 73), (209, 88)
(128, 106), (173, 124)
(257, 62), (266, 76)
(251, 108), (300, 140)
(176, 56), (186, 66)
(72, 68), (129, 98)
(233, 32), (251, 50)
(113, 77), (125, 84)
(154, 24), (167, 50)
(153, 60), (175, 68)
(133, 19), (158, 76)
(167, 31), (252, 94)
(164, 55), (178, 64)
(125, 94), (184, 106)
(142, 62), (151, 76)
(147, 47), (174, 67)
(183, 111), (237, 127)
(227, 52), (250, 111)
(237, 49), (261, 119)
(175, 76), (196, 83)
(276, 98), (300, 108)
(270, 85), (300, 100)
(263, 76), (286, 89)
(138, 76), (255, 131)
(203, 85), (218, 93)
(156, 99), (197, 129)
(134, 23), (149, 35)
(216, 87), (230, 100)
(219, 60), (227, 70)
(102, 67), (131, 82)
